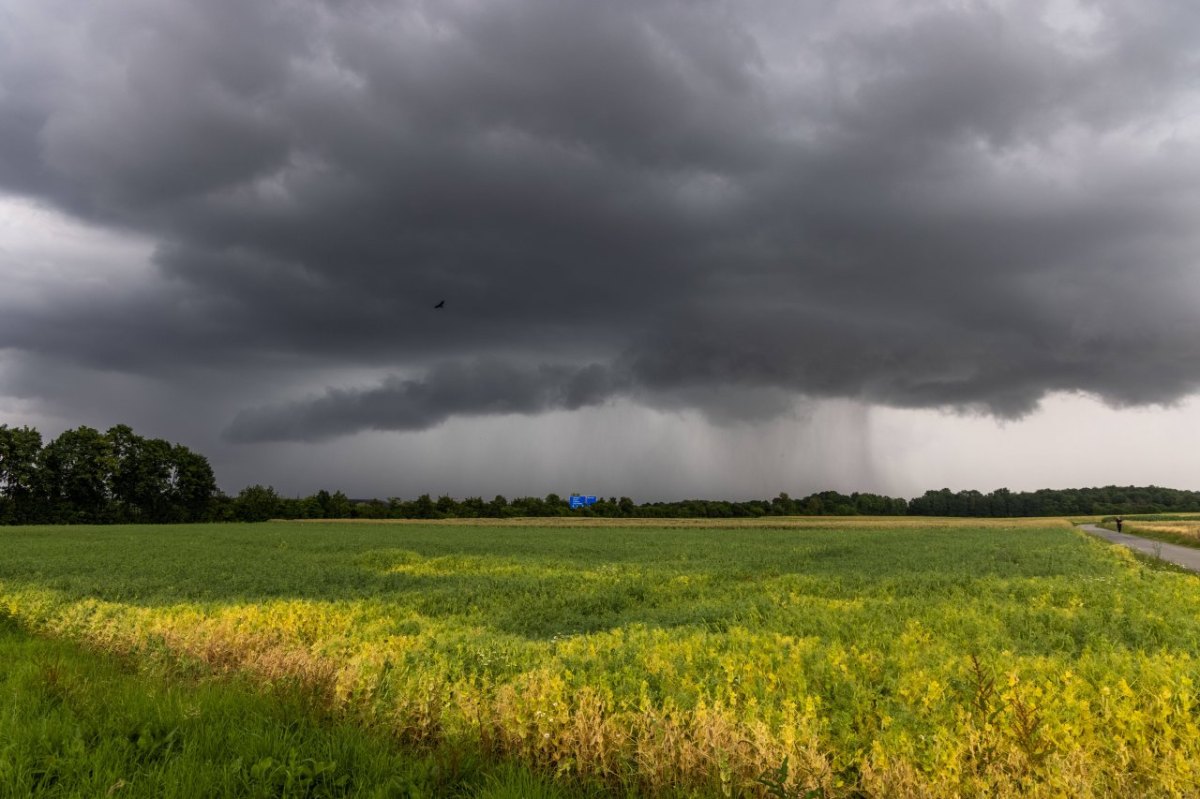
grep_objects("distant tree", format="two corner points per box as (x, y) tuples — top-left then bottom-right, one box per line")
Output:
(107, 425), (173, 522)
(170, 444), (217, 522)
(0, 424), (42, 524)
(313, 489), (333, 517)
(208, 492), (235, 522)
(989, 487), (1013, 517)
(770, 492), (796, 515)
(487, 495), (509, 518)
(276, 495), (304, 519)
(435, 494), (458, 517)
(544, 493), (567, 515)
(298, 494), (322, 519)
(38, 426), (115, 523)
(413, 493), (436, 519)
(459, 496), (486, 517)
(356, 498), (389, 519)
(326, 490), (354, 518)
(233, 485), (283, 522)
(105, 426), (216, 523)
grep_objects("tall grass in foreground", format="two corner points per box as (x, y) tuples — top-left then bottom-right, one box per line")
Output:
(2, 518), (1200, 796)
(0, 613), (575, 797)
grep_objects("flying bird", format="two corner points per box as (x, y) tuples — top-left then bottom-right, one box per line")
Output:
(434, 300), (445, 309)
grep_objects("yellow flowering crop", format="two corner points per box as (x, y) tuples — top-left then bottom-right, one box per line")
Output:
(1, 518), (1199, 796)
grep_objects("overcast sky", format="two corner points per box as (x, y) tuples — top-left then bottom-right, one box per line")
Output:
(3, 0), (1200, 500)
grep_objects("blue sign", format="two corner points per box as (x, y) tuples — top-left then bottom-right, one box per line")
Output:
(569, 495), (599, 509)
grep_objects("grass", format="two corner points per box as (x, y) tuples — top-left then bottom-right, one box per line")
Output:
(2, 518), (1200, 796)
(1098, 517), (1200, 550)
(0, 610), (573, 798)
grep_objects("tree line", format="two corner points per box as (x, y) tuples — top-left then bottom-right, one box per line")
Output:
(904, 485), (1200, 517)
(4, 423), (1200, 523)
(269, 486), (1200, 520)
(0, 424), (216, 524)
(218, 487), (910, 522)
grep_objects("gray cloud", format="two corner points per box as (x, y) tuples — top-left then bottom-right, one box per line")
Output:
(3, 0), (1200, 444)
(226, 360), (624, 442)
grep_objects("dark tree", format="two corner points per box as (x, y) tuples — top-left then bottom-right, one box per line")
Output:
(107, 425), (173, 522)
(170, 444), (217, 522)
(0, 424), (42, 524)
(326, 490), (354, 518)
(413, 493), (436, 519)
(38, 426), (116, 524)
(233, 485), (283, 522)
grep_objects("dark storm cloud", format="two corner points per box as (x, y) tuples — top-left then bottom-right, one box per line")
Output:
(227, 360), (623, 442)
(4, 0), (1200, 440)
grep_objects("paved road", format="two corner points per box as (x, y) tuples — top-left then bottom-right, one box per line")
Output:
(1079, 523), (1200, 573)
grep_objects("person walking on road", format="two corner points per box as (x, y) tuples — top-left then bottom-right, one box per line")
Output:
(1115, 516), (1124, 533)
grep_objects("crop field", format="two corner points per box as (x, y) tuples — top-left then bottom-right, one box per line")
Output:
(1115, 517), (1200, 549)
(0, 617), (570, 798)
(3, 518), (1200, 797)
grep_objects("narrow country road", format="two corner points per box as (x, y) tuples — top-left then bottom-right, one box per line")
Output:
(1079, 524), (1200, 573)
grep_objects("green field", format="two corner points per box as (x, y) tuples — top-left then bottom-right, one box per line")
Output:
(0, 617), (577, 798)
(2, 519), (1200, 797)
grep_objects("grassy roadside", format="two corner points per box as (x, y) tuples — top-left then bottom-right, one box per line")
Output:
(0, 612), (576, 799)
(1096, 515), (1200, 550)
